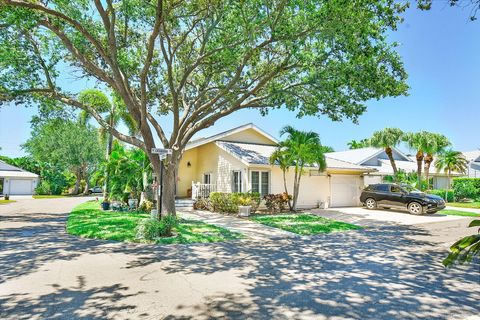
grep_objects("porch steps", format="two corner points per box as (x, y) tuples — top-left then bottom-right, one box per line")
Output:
(175, 198), (195, 210)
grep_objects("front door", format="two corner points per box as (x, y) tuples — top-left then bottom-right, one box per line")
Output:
(0, 178), (4, 194)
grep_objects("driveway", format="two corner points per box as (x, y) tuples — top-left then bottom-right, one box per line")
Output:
(0, 198), (479, 319)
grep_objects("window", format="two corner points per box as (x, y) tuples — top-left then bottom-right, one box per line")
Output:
(390, 185), (402, 193)
(203, 173), (211, 184)
(232, 170), (242, 193)
(0, 178), (3, 194)
(250, 170), (270, 197)
(376, 184), (389, 192)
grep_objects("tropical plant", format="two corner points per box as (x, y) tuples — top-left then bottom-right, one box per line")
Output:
(423, 133), (451, 188)
(435, 150), (468, 201)
(79, 89), (138, 198)
(370, 128), (404, 176)
(0, 0), (409, 215)
(274, 126), (327, 211)
(269, 148), (293, 210)
(347, 139), (370, 150)
(404, 131), (431, 189)
(452, 178), (480, 201)
(443, 219), (480, 267)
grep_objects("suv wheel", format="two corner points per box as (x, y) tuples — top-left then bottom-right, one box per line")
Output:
(408, 202), (423, 215)
(365, 198), (377, 210)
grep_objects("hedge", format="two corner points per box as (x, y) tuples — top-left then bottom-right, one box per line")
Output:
(426, 189), (454, 202)
(209, 192), (261, 214)
(452, 178), (480, 200)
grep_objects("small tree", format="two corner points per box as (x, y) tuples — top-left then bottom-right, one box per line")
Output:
(404, 131), (430, 189)
(423, 133), (451, 188)
(435, 150), (468, 201)
(269, 148), (293, 211)
(274, 126), (327, 211)
(370, 128), (404, 176)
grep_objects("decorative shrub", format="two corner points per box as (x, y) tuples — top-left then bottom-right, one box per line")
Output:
(35, 180), (51, 195)
(135, 215), (178, 241)
(208, 192), (261, 214)
(453, 178), (480, 201)
(263, 193), (292, 213)
(427, 189), (454, 202)
(193, 198), (211, 210)
(139, 200), (153, 212)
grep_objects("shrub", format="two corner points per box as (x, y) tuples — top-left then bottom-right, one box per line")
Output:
(453, 178), (480, 201)
(209, 192), (261, 214)
(263, 193), (292, 213)
(35, 180), (51, 195)
(135, 215), (178, 241)
(139, 200), (153, 212)
(427, 189), (454, 202)
(193, 198), (211, 210)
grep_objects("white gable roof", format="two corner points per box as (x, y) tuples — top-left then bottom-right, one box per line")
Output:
(185, 123), (278, 151)
(463, 150), (480, 162)
(0, 160), (39, 178)
(326, 147), (412, 165)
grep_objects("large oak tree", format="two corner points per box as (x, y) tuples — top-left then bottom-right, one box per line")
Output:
(0, 0), (409, 215)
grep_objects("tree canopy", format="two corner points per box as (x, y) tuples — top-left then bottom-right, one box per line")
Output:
(0, 0), (410, 213)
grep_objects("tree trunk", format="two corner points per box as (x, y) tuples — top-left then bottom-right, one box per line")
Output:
(73, 168), (81, 195)
(424, 153), (433, 190)
(385, 147), (398, 177)
(292, 165), (302, 211)
(103, 132), (114, 199)
(282, 169), (292, 211)
(446, 169), (451, 202)
(83, 173), (90, 195)
(416, 151), (424, 189)
(161, 159), (178, 217)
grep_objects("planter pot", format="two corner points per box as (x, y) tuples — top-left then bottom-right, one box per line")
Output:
(4, 194), (9, 200)
(101, 202), (110, 210)
(238, 205), (252, 217)
(128, 198), (138, 209)
(318, 201), (328, 209)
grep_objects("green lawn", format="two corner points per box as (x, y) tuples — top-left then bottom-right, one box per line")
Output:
(447, 202), (480, 209)
(67, 201), (243, 244)
(437, 210), (480, 217)
(250, 213), (361, 235)
(33, 195), (68, 199)
(0, 200), (16, 205)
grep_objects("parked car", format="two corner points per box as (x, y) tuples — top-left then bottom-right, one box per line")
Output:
(88, 186), (102, 194)
(360, 183), (445, 214)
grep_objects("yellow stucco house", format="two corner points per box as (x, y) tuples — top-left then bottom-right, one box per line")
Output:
(176, 123), (375, 208)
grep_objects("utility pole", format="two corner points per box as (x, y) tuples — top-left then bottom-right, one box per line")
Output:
(151, 148), (172, 219)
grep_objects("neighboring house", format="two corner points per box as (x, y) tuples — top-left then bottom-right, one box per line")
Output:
(325, 147), (463, 189)
(463, 150), (480, 178)
(0, 160), (39, 196)
(177, 123), (374, 208)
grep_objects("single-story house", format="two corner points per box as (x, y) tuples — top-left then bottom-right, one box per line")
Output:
(0, 160), (39, 196)
(176, 123), (375, 208)
(325, 147), (463, 189)
(463, 150), (480, 178)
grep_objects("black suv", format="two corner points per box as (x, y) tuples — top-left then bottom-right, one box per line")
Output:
(360, 183), (445, 214)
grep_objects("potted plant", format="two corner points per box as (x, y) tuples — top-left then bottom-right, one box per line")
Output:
(238, 195), (252, 217)
(128, 191), (138, 209)
(101, 198), (110, 210)
(4, 194), (9, 201)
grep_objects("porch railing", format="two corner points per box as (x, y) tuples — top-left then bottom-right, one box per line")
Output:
(191, 182), (217, 199)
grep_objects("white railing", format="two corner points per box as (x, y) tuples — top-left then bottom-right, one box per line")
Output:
(191, 182), (217, 199)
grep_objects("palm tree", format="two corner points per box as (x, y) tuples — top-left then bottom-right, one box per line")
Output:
(424, 133), (451, 189)
(275, 126), (327, 211)
(78, 89), (138, 198)
(404, 131), (429, 189)
(435, 150), (468, 201)
(269, 148), (293, 211)
(370, 128), (404, 176)
(347, 139), (370, 150)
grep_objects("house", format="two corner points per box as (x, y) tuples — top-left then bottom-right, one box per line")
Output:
(176, 123), (375, 208)
(463, 150), (480, 178)
(325, 147), (463, 189)
(0, 160), (39, 196)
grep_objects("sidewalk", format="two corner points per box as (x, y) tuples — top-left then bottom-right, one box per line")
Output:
(179, 210), (300, 241)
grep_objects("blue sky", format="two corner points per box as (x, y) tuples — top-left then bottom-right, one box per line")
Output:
(1, 4), (479, 157)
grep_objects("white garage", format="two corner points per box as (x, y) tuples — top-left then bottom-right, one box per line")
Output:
(330, 175), (363, 207)
(0, 160), (39, 196)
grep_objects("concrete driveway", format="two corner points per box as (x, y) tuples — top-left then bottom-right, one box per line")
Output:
(0, 198), (479, 319)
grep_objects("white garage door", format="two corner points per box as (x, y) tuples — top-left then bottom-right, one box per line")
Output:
(9, 179), (33, 195)
(330, 175), (360, 207)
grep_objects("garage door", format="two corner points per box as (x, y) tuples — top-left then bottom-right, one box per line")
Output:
(330, 175), (359, 207)
(9, 179), (33, 195)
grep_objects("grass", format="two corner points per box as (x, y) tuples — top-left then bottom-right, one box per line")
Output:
(66, 201), (243, 244)
(250, 213), (361, 235)
(437, 210), (480, 217)
(446, 202), (480, 209)
(33, 195), (68, 199)
(0, 200), (16, 205)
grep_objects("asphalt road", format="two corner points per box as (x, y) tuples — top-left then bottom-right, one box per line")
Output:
(0, 198), (479, 319)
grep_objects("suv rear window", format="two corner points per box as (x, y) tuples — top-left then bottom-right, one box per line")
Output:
(376, 184), (389, 192)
